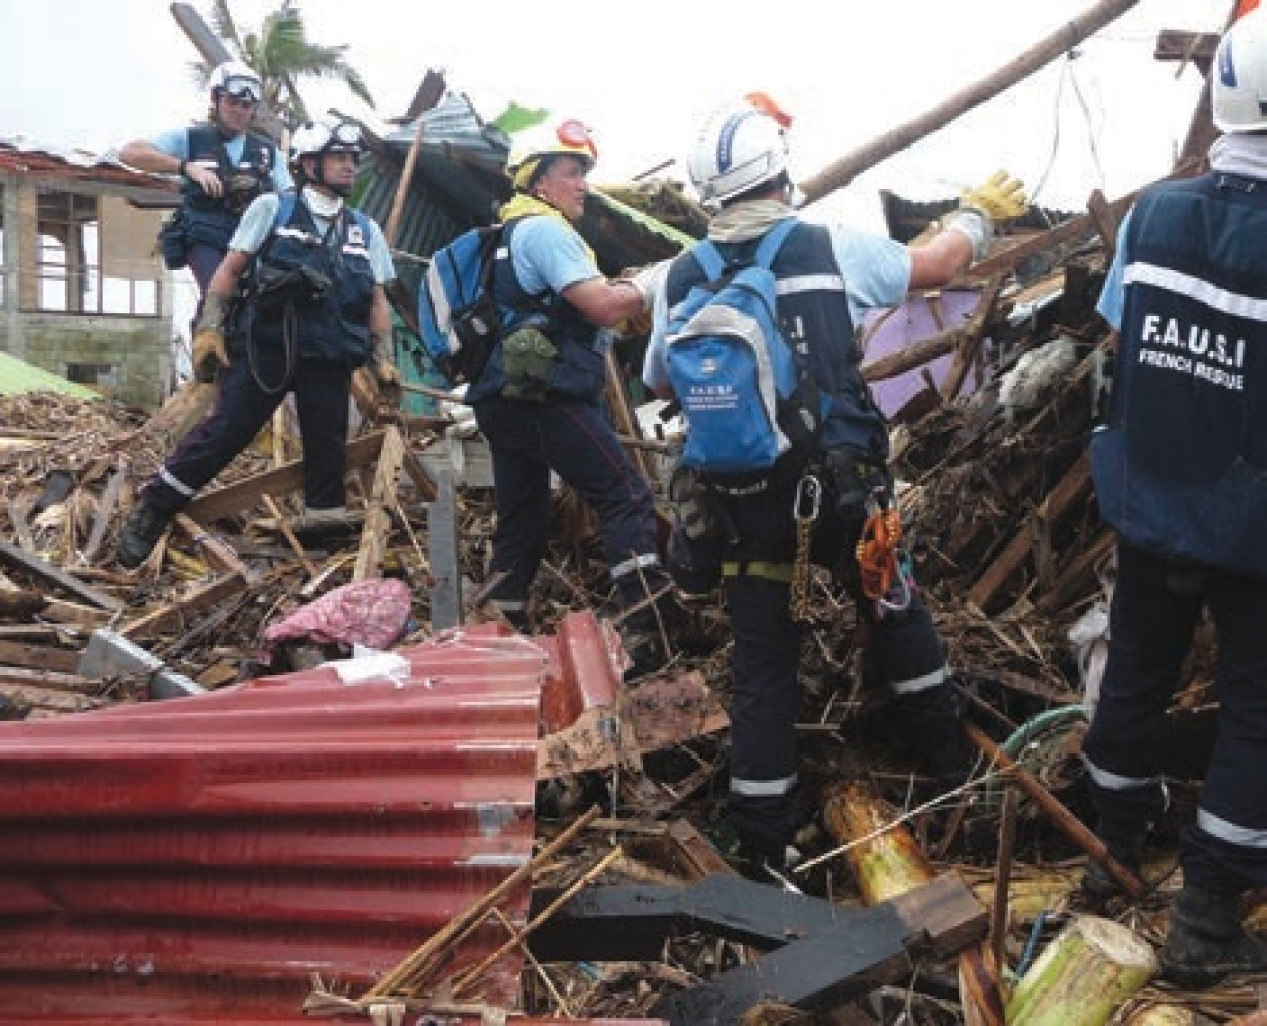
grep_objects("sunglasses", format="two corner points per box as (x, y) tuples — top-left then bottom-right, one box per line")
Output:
(330, 122), (362, 146)
(223, 94), (259, 110)
(222, 75), (262, 102)
(556, 119), (598, 160)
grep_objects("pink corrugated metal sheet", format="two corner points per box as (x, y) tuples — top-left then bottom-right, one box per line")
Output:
(0, 631), (549, 1023)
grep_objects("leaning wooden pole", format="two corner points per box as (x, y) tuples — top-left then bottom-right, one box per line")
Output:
(799, 0), (1141, 206)
(383, 69), (447, 248)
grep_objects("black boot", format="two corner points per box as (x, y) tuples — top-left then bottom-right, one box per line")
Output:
(1161, 883), (1267, 988)
(734, 830), (793, 885)
(117, 501), (173, 569)
(1081, 817), (1147, 900)
(893, 684), (975, 793)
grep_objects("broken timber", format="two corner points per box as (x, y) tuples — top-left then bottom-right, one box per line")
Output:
(353, 425), (406, 582)
(182, 430), (433, 525)
(0, 540), (123, 612)
(527, 873), (986, 1026)
(799, 0), (1141, 205)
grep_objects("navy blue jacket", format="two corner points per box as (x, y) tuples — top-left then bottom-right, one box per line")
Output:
(1092, 172), (1267, 578)
(240, 193), (376, 366)
(664, 219), (884, 458)
(182, 124), (277, 251)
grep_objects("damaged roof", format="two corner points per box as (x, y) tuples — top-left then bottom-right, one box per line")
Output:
(356, 90), (697, 281)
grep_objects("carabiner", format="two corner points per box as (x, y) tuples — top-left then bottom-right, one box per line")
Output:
(793, 475), (822, 522)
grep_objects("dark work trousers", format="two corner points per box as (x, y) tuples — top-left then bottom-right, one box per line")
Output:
(716, 476), (952, 850)
(1082, 540), (1267, 892)
(473, 395), (666, 621)
(186, 242), (226, 328)
(141, 342), (352, 516)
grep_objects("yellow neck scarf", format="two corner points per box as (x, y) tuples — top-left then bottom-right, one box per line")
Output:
(498, 193), (596, 263)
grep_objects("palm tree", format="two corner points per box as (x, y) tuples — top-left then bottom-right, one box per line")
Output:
(200, 0), (374, 128)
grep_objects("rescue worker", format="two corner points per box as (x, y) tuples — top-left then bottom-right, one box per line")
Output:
(120, 60), (291, 310)
(1079, 8), (1267, 987)
(115, 117), (400, 569)
(466, 118), (676, 670)
(642, 98), (1027, 877)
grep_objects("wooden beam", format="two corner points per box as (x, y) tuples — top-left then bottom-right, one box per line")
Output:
(174, 514), (255, 582)
(862, 325), (967, 383)
(967, 453), (1092, 614)
(383, 69), (446, 248)
(184, 431), (387, 524)
(80, 461), (126, 566)
(0, 541), (124, 612)
(940, 277), (1003, 402)
(1036, 527), (1116, 614)
(120, 572), (246, 639)
(0, 641), (80, 675)
(167, 3), (287, 144)
(799, 0), (1141, 205)
(353, 426), (406, 582)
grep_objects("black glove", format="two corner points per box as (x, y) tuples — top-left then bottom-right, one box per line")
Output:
(825, 446), (890, 522)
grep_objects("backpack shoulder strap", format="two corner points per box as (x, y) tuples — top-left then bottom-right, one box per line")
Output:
(690, 239), (725, 282)
(753, 217), (798, 270)
(273, 191), (297, 229)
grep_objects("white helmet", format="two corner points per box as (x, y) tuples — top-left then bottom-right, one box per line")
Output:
(208, 60), (263, 104)
(290, 117), (365, 163)
(687, 102), (790, 206)
(1213, 9), (1267, 133)
(507, 118), (598, 191)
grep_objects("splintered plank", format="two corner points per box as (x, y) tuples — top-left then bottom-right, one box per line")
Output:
(0, 641), (80, 675)
(353, 426), (405, 582)
(0, 541), (124, 612)
(184, 431), (387, 524)
(119, 572), (246, 640)
(79, 460), (127, 566)
(966, 453), (1092, 615)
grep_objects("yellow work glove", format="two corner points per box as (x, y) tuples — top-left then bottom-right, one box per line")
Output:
(191, 292), (231, 383)
(192, 326), (229, 383)
(960, 171), (1028, 222)
(370, 331), (402, 390)
(374, 359), (402, 387)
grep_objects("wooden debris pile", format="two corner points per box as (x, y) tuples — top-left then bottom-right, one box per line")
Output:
(0, 190), (1242, 1025)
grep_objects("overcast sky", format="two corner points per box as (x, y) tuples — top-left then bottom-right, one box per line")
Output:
(2, 0), (1230, 226)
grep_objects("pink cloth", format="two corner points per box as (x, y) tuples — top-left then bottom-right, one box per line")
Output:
(261, 578), (413, 658)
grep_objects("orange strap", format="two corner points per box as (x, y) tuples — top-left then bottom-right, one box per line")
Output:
(856, 506), (902, 602)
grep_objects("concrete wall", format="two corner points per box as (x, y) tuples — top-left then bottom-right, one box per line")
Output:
(0, 173), (175, 411)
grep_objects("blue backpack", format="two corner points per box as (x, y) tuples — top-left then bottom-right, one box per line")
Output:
(418, 225), (504, 386)
(665, 218), (822, 476)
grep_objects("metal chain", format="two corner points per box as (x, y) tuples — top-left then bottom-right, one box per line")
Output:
(790, 476), (821, 622)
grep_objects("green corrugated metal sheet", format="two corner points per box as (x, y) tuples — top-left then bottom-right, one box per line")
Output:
(0, 352), (99, 399)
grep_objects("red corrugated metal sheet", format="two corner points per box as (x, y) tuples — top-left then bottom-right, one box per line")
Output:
(534, 611), (625, 733)
(0, 631), (548, 1023)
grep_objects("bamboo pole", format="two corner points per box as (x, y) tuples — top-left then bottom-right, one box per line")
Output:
(359, 804), (601, 1000)
(799, 0), (1141, 206)
(822, 782), (1006, 1026)
(1006, 915), (1156, 1025)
